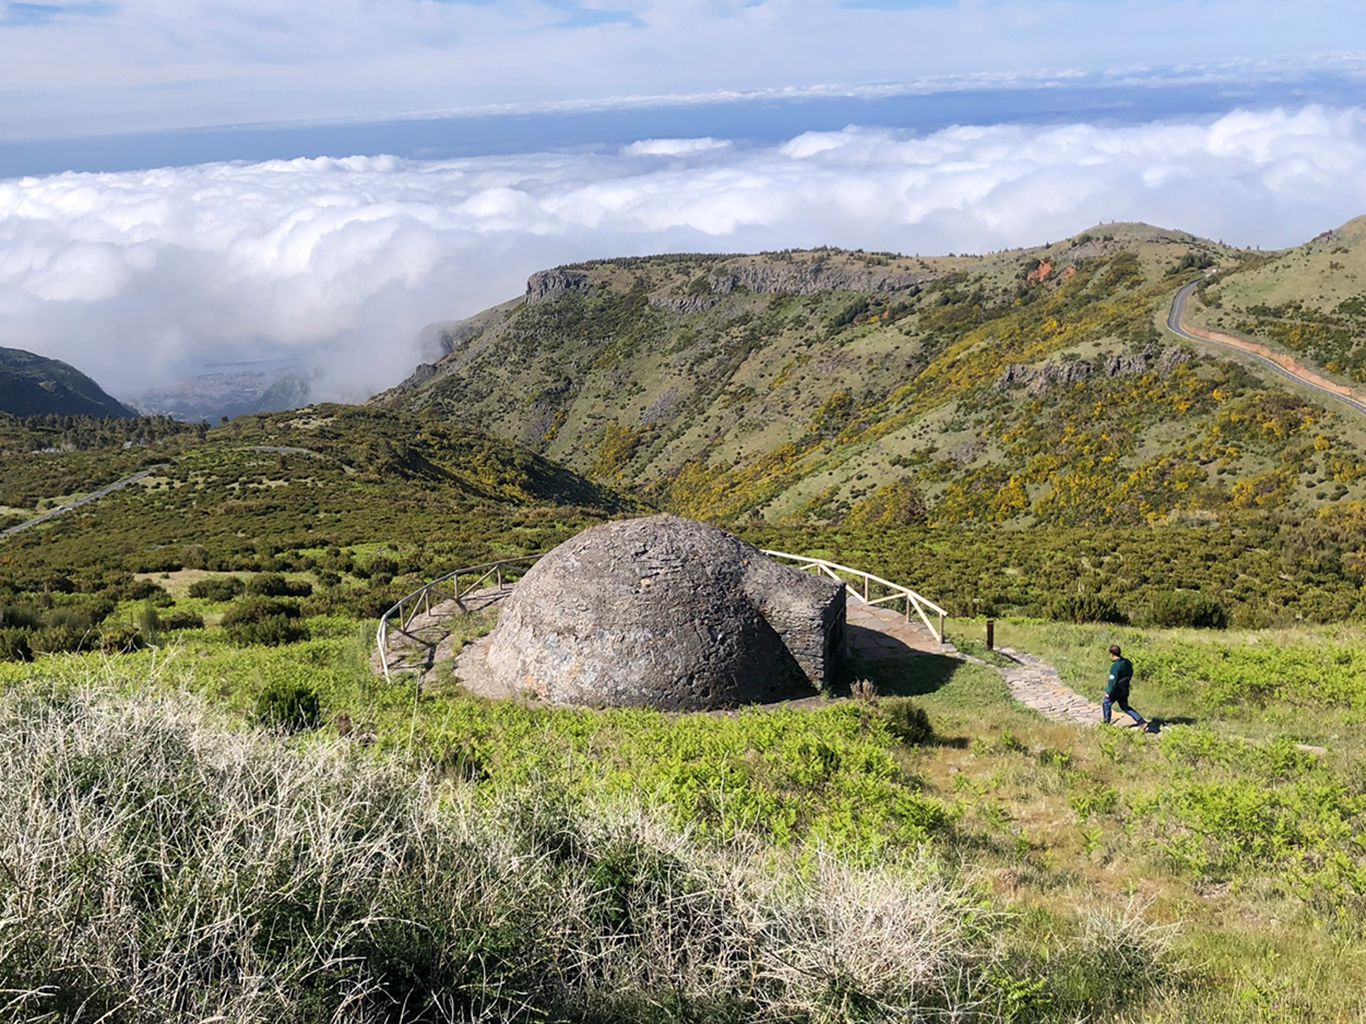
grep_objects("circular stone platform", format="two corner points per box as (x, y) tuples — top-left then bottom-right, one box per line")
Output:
(480, 515), (845, 710)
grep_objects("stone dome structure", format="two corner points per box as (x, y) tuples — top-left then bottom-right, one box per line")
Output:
(482, 515), (846, 710)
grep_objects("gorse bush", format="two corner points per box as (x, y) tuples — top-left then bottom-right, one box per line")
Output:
(1143, 591), (1228, 629)
(187, 575), (246, 602)
(0, 682), (1170, 1024)
(1047, 593), (1129, 625)
(253, 679), (322, 732)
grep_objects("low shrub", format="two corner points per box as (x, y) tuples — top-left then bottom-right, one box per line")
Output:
(877, 697), (935, 745)
(96, 623), (144, 654)
(0, 602), (41, 630)
(49, 599), (114, 631)
(1144, 591), (1228, 629)
(0, 628), (31, 662)
(221, 597), (305, 646)
(245, 573), (313, 598)
(187, 576), (246, 602)
(253, 679), (322, 732)
(28, 622), (89, 655)
(1047, 593), (1128, 625)
(160, 610), (205, 631)
(301, 582), (406, 620)
(125, 578), (172, 603)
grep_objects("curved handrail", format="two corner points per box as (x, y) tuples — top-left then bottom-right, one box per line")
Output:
(376, 553), (545, 684)
(376, 545), (949, 683)
(761, 549), (947, 643)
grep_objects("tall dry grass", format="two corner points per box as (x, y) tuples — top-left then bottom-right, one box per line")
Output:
(0, 671), (1170, 1022)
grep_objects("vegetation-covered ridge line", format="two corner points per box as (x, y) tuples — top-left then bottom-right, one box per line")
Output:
(385, 220), (1366, 528)
(0, 344), (137, 419)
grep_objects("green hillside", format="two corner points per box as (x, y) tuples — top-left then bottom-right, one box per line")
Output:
(381, 223), (1366, 527)
(0, 405), (632, 606)
(7, 231), (1366, 1022)
(0, 345), (136, 419)
(1185, 214), (1366, 382)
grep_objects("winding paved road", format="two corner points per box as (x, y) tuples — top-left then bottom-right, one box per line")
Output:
(1168, 281), (1366, 418)
(0, 466), (159, 540)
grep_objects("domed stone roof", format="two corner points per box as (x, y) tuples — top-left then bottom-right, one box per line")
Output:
(482, 515), (845, 710)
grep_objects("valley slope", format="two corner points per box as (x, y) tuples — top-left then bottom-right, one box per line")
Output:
(0, 345), (135, 419)
(379, 222), (1366, 527)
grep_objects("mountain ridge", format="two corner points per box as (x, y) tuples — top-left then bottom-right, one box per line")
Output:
(0, 346), (136, 420)
(380, 219), (1366, 527)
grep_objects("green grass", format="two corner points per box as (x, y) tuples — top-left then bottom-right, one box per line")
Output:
(6, 609), (1366, 1020)
(0, 662), (1178, 1024)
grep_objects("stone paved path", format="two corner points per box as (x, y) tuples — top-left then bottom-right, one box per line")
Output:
(842, 605), (1115, 727)
(992, 646), (1119, 727)
(845, 601), (956, 659)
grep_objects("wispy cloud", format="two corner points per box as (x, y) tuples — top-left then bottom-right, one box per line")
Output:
(0, 1), (111, 27)
(0, 0), (1361, 141)
(623, 137), (731, 156)
(1, 105), (1364, 404)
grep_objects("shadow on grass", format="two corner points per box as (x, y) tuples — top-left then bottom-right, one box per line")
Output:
(840, 648), (963, 699)
(1146, 715), (1198, 734)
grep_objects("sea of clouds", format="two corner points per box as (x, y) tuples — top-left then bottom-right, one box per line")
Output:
(2, 104), (1365, 405)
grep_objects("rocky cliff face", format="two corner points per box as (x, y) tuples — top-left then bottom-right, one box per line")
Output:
(704, 259), (930, 297)
(525, 269), (593, 305)
(994, 346), (1192, 395)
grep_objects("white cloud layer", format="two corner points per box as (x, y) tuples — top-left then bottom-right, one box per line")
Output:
(2, 105), (1365, 405)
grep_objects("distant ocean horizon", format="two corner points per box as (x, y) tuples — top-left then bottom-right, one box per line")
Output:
(3, 60), (1363, 179)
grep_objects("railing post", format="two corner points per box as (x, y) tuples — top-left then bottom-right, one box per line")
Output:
(863, 576), (869, 601)
(938, 613), (945, 644)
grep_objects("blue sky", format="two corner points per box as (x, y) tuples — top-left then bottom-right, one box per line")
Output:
(0, 0), (1361, 161)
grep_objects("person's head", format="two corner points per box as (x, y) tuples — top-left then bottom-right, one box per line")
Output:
(1109, 644), (1122, 658)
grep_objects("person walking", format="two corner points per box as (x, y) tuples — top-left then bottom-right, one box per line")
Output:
(1104, 644), (1148, 730)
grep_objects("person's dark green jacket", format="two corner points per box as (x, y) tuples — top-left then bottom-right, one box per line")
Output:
(1106, 657), (1133, 698)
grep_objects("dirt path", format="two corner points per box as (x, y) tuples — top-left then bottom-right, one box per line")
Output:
(1168, 281), (1366, 418)
(0, 466), (159, 540)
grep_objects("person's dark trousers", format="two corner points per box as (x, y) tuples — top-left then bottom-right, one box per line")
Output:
(1103, 694), (1145, 726)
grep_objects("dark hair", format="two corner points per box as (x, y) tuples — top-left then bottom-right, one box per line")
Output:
(1109, 644), (1122, 656)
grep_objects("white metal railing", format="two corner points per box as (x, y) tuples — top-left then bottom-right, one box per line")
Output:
(376, 553), (544, 684)
(762, 549), (947, 643)
(376, 546), (948, 683)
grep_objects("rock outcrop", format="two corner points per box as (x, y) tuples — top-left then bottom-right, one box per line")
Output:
(994, 345), (1192, 395)
(526, 269), (592, 304)
(696, 259), (930, 298)
(482, 515), (845, 710)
